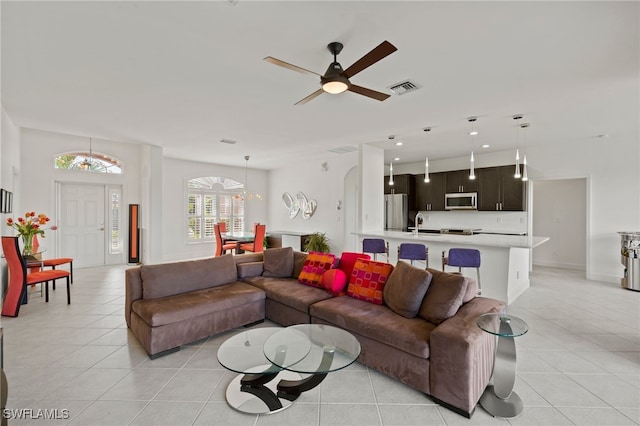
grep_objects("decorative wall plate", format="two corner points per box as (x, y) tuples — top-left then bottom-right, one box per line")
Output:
(282, 192), (300, 218)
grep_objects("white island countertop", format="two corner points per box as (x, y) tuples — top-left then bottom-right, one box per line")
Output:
(358, 230), (549, 249)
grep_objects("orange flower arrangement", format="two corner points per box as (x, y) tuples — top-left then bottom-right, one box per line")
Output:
(6, 212), (58, 255)
(6, 211), (58, 238)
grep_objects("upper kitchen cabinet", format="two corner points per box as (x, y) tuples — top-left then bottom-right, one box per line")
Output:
(415, 172), (446, 211)
(384, 174), (413, 196)
(478, 165), (526, 211)
(384, 174), (416, 210)
(446, 169), (478, 193)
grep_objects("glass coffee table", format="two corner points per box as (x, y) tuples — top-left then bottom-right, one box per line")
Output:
(217, 324), (360, 415)
(476, 313), (529, 418)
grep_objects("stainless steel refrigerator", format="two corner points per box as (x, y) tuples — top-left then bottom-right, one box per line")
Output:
(384, 193), (408, 231)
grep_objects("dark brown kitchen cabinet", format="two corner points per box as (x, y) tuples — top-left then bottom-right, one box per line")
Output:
(384, 174), (415, 209)
(446, 169), (478, 193)
(478, 165), (526, 211)
(415, 172), (446, 211)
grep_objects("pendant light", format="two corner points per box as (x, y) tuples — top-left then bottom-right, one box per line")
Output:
(423, 127), (431, 183)
(79, 137), (94, 171)
(241, 155), (263, 200)
(424, 157), (430, 183)
(513, 114), (523, 178)
(521, 123), (530, 181)
(468, 117), (477, 180)
(388, 162), (394, 186)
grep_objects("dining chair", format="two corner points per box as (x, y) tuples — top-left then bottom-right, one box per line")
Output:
(214, 224), (237, 257)
(362, 238), (389, 262)
(1, 236), (71, 317)
(239, 224), (266, 253)
(398, 243), (429, 268)
(442, 248), (482, 294)
(32, 235), (74, 283)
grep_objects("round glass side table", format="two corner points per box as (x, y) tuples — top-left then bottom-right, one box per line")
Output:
(476, 313), (528, 418)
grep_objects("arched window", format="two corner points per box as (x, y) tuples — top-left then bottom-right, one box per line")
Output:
(187, 176), (245, 241)
(54, 152), (123, 173)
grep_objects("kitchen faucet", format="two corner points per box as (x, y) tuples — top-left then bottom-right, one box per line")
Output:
(414, 212), (424, 235)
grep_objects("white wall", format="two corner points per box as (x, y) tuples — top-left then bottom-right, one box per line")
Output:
(267, 151), (358, 254)
(163, 157), (268, 262)
(532, 179), (587, 270)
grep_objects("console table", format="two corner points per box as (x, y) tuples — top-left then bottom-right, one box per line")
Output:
(476, 313), (528, 418)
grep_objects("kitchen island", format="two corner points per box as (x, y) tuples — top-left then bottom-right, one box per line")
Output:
(354, 231), (549, 304)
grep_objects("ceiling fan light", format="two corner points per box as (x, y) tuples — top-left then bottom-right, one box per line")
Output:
(322, 79), (349, 94)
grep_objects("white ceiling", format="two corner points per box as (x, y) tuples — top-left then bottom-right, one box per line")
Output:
(2, 1), (638, 169)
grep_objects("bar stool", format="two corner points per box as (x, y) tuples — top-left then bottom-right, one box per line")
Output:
(362, 238), (389, 262)
(442, 248), (482, 294)
(398, 243), (429, 268)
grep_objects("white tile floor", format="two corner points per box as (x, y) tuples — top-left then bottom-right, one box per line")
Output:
(1, 265), (639, 425)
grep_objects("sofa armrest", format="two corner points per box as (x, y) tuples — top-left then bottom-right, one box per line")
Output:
(125, 267), (143, 328)
(429, 297), (506, 416)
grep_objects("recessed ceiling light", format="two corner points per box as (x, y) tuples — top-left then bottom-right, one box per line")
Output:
(395, 141), (403, 146)
(482, 144), (490, 148)
(394, 157), (400, 161)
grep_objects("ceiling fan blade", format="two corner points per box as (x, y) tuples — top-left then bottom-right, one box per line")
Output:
(295, 89), (324, 105)
(343, 40), (397, 78)
(348, 84), (391, 101)
(263, 56), (321, 76)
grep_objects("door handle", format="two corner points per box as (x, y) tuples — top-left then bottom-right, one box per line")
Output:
(98, 228), (105, 231)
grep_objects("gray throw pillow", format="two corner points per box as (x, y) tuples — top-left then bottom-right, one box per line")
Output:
(383, 261), (433, 318)
(262, 247), (294, 277)
(418, 269), (468, 324)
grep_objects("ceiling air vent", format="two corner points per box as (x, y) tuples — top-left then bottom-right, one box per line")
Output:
(388, 80), (421, 95)
(328, 146), (358, 154)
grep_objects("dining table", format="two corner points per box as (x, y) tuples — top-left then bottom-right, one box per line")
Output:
(221, 231), (255, 254)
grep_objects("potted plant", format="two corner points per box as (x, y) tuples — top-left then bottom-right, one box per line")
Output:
(304, 232), (330, 253)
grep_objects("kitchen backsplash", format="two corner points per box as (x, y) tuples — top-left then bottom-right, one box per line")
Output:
(415, 210), (528, 234)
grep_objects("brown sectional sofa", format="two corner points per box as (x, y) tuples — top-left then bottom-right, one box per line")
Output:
(125, 248), (506, 417)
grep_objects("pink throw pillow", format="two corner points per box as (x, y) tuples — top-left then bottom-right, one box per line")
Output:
(337, 252), (371, 277)
(322, 269), (348, 296)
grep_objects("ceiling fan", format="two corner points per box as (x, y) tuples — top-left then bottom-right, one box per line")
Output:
(264, 40), (397, 105)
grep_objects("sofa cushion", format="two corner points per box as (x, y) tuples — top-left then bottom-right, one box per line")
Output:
(298, 252), (337, 288)
(140, 254), (237, 300)
(293, 251), (308, 278)
(263, 247), (294, 277)
(243, 276), (333, 313)
(337, 252), (371, 277)
(418, 270), (468, 324)
(427, 268), (478, 303)
(237, 262), (264, 279)
(131, 281), (265, 327)
(322, 268), (348, 296)
(347, 259), (394, 305)
(384, 261), (433, 319)
(310, 296), (436, 358)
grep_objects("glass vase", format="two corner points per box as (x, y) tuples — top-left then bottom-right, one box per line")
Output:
(22, 234), (34, 256)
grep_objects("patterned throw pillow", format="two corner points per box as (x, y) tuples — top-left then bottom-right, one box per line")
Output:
(347, 259), (394, 304)
(298, 252), (337, 288)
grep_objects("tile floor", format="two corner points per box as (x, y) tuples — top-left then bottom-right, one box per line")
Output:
(1, 265), (639, 425)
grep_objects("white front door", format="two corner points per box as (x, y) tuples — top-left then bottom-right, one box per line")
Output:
(59, 183), (106, 268)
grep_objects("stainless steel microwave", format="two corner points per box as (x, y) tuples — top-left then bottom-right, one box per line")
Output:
(445, 192), (477, 210)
